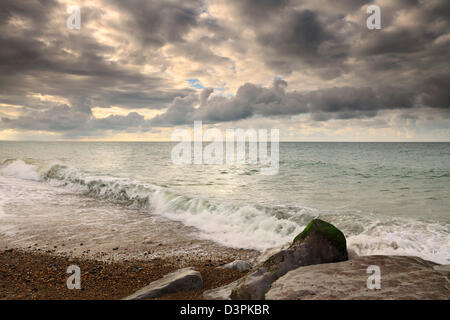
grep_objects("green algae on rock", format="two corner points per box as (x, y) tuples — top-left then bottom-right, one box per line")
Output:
(292, 219), (347, 257)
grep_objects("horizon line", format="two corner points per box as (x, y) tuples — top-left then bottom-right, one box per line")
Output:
(1, 140), (449, 143)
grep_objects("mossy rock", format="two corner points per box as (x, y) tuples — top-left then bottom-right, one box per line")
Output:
(292, 219), (347, 255)
(232, 219), (348, 300)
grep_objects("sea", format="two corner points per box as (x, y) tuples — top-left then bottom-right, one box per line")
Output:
(0, 142), (449, 263)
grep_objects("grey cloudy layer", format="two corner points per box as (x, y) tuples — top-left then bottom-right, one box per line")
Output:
(0, 0), (449, 137)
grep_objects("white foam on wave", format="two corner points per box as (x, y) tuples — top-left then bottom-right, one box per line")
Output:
(346, 218), (450, 264)
(2, 159), (449, 263)
(150, 189), (309, 251)
(150, 191), (450, 262)
(42, 162), (313, 251)
(0, 160), (40, 181)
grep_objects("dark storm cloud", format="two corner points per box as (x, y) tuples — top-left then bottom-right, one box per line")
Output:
(0, 0), (449, 137)
(422, 72), (450, 109)
(226, 0), (449, 82)
(109, 0), (202, 48)
(355, 1), (449, 59)
(224, 0), (356, 77)
(0, 0), (59, 30)
(150, 79), (421, 125)
(0, 0), (194, 118)
(358, 29), (430, 56)
(257, 10), (331, 59)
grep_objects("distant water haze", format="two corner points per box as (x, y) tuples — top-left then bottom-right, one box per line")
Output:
(0, 142), (449, 264)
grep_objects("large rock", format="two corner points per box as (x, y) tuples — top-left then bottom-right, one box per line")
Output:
(218, 260), (253, 271)
(124, 267), (203, 300)
(230, 219), (348, 300)
(266, 255), (450, 300)
(203, 280), (238, 300)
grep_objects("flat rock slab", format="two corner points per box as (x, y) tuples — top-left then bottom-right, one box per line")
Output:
(124, 267), (203, 300)
(218, 260), (253, 271)
(266, 255), (450, 300)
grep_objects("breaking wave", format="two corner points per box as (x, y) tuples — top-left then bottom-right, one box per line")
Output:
(0, 159), (40, 181)
(1, 159), (449, 263)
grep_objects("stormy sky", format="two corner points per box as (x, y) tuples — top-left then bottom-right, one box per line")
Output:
(0, 0), (449, 141)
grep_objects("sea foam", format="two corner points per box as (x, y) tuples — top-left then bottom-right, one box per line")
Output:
(1, 159), (449, 263)
(0, 159), (40, 181)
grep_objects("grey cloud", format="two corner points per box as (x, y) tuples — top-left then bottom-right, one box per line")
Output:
(225, 0), (449, 83)
(232, 0), (290, 24)
(200, 88), (214, 107)
(0, 0), (194, 116)
(150, 94), (199, 126)
(422, 72), (450, 109)
(109, 0), (202, 48)
(90, 112), (149, 131)
(258, 10), (330, 59)
(355, 1), (449, 61)
(358, 29), (432, 56)
(167, 42), (233, 65)
(223, 1), (354, 77)
(0, 104), (152, 137)
(0, 0), (449, 137)
(150, 79), (422, 125)
(0, 105), (90, 132)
